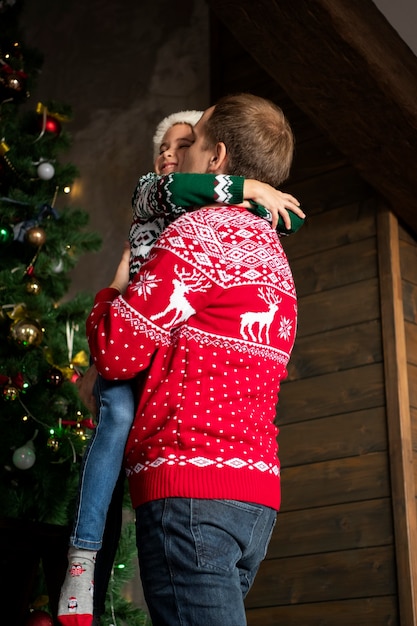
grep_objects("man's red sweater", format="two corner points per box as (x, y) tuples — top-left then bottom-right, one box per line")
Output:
(87, 205), (297, 511)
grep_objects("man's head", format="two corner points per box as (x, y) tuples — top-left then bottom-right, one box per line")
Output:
(182, 93), (294, 187)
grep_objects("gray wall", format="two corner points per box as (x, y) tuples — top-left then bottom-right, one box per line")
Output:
(20, 0), (210, 299)
(373, 0), (417, 55)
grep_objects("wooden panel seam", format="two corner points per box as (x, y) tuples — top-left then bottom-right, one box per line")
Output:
(377, 205), (417, 626)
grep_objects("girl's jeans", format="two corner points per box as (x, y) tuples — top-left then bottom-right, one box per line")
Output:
(136, 497), (277, 626)
(70, 374), (135, 550)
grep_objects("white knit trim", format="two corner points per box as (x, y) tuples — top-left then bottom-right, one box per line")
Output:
(153, 110), (203, 159)
(126, 455), (280, 476)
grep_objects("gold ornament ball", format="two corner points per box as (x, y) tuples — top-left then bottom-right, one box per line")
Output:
(3, 384), (19, 401)
(45, 367), (64, 388)
(25, 226), (46, 247)
(26, 277), (42, 296)
(6, 73), (24, 91)
(10, 318), (44, 348)
(47, 437), (60, 452)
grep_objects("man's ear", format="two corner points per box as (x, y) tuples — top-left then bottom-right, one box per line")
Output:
(207, 141), (228, 173)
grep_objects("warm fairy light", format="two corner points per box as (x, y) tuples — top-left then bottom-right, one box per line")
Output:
(63, 185), (71, 194)
(68, 179), (83, 200)
(22, 415), (28, 421)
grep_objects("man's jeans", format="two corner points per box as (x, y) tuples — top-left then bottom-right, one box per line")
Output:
(70, 375), (135, 550)
(136, 497), (277, 626)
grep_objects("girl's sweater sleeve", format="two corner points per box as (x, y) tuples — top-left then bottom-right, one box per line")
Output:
(131, 172), (298, 231)
(131, 172), (245, 222)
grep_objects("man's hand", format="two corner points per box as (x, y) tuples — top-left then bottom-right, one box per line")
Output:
(243, 180), (305, 230)
(76, 364), (98, 415)
(109, 241), (131, 294)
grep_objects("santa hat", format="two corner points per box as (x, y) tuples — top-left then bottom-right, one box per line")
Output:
(153, 110), (203, 160)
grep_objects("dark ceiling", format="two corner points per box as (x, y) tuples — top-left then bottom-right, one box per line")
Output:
(207, 0), (417, 235)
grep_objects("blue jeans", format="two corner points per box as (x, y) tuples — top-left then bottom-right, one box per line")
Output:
(135, 498), (277, 626)
(70, 375), (135, 550)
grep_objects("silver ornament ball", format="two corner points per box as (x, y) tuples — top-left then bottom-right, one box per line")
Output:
(37, 161), (55, 180)
(12, 442), (36, 470)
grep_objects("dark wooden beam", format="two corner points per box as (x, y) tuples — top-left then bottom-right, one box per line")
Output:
(377, 206), (417, 626)
(206, 0), (417, 235)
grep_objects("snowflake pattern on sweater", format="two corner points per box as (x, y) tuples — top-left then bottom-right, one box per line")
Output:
(87, 205), (297, 511)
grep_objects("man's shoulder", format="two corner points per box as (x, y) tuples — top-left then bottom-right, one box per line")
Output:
(159, 204), (277, 249)
(174, 204), (257, 226)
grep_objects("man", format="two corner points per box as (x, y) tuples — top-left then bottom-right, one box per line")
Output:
(87, 93), (298, 626)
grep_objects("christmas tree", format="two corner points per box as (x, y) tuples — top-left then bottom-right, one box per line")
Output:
(0, 2), (100, 621)
(0, 0), (100, 532)
(0, 3), (151, 624)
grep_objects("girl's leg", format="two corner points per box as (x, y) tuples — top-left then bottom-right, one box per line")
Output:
(71, 376), (135, 550)
(58, 376), (135, 626)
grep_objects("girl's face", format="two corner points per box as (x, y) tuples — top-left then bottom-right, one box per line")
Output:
(154, 123), (194, 175)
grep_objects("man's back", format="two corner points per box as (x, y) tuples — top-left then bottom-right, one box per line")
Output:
(121, 204), (297, 510)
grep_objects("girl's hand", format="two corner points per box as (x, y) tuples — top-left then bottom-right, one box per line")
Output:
(109, 241), (130, 294)
(76, 364), (98, 415)
(243, 180), (305, 230)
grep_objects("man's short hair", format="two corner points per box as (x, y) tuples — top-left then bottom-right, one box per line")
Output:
(204, 93), (294, 187)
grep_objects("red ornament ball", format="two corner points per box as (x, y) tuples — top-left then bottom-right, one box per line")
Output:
(24, 610), (53, 626)
(37, 115), (61, 136)
(70, 369), (82, 384)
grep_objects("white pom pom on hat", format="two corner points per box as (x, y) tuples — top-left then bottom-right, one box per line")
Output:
(153, 110), (203, 160)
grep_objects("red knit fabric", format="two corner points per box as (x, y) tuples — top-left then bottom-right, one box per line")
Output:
(87, 205), (297, 511)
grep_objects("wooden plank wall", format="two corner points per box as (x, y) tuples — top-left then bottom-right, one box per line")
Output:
(400, 223), (417, 478)
(244, 149), (397, 626)
(399, 221), (417, 614)
(209, 16), (399, 625)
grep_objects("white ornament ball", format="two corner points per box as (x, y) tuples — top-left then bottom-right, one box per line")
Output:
(37, 162), (55, 180)
(51, 258), (64, 273)
(12, 441), (36, 470)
